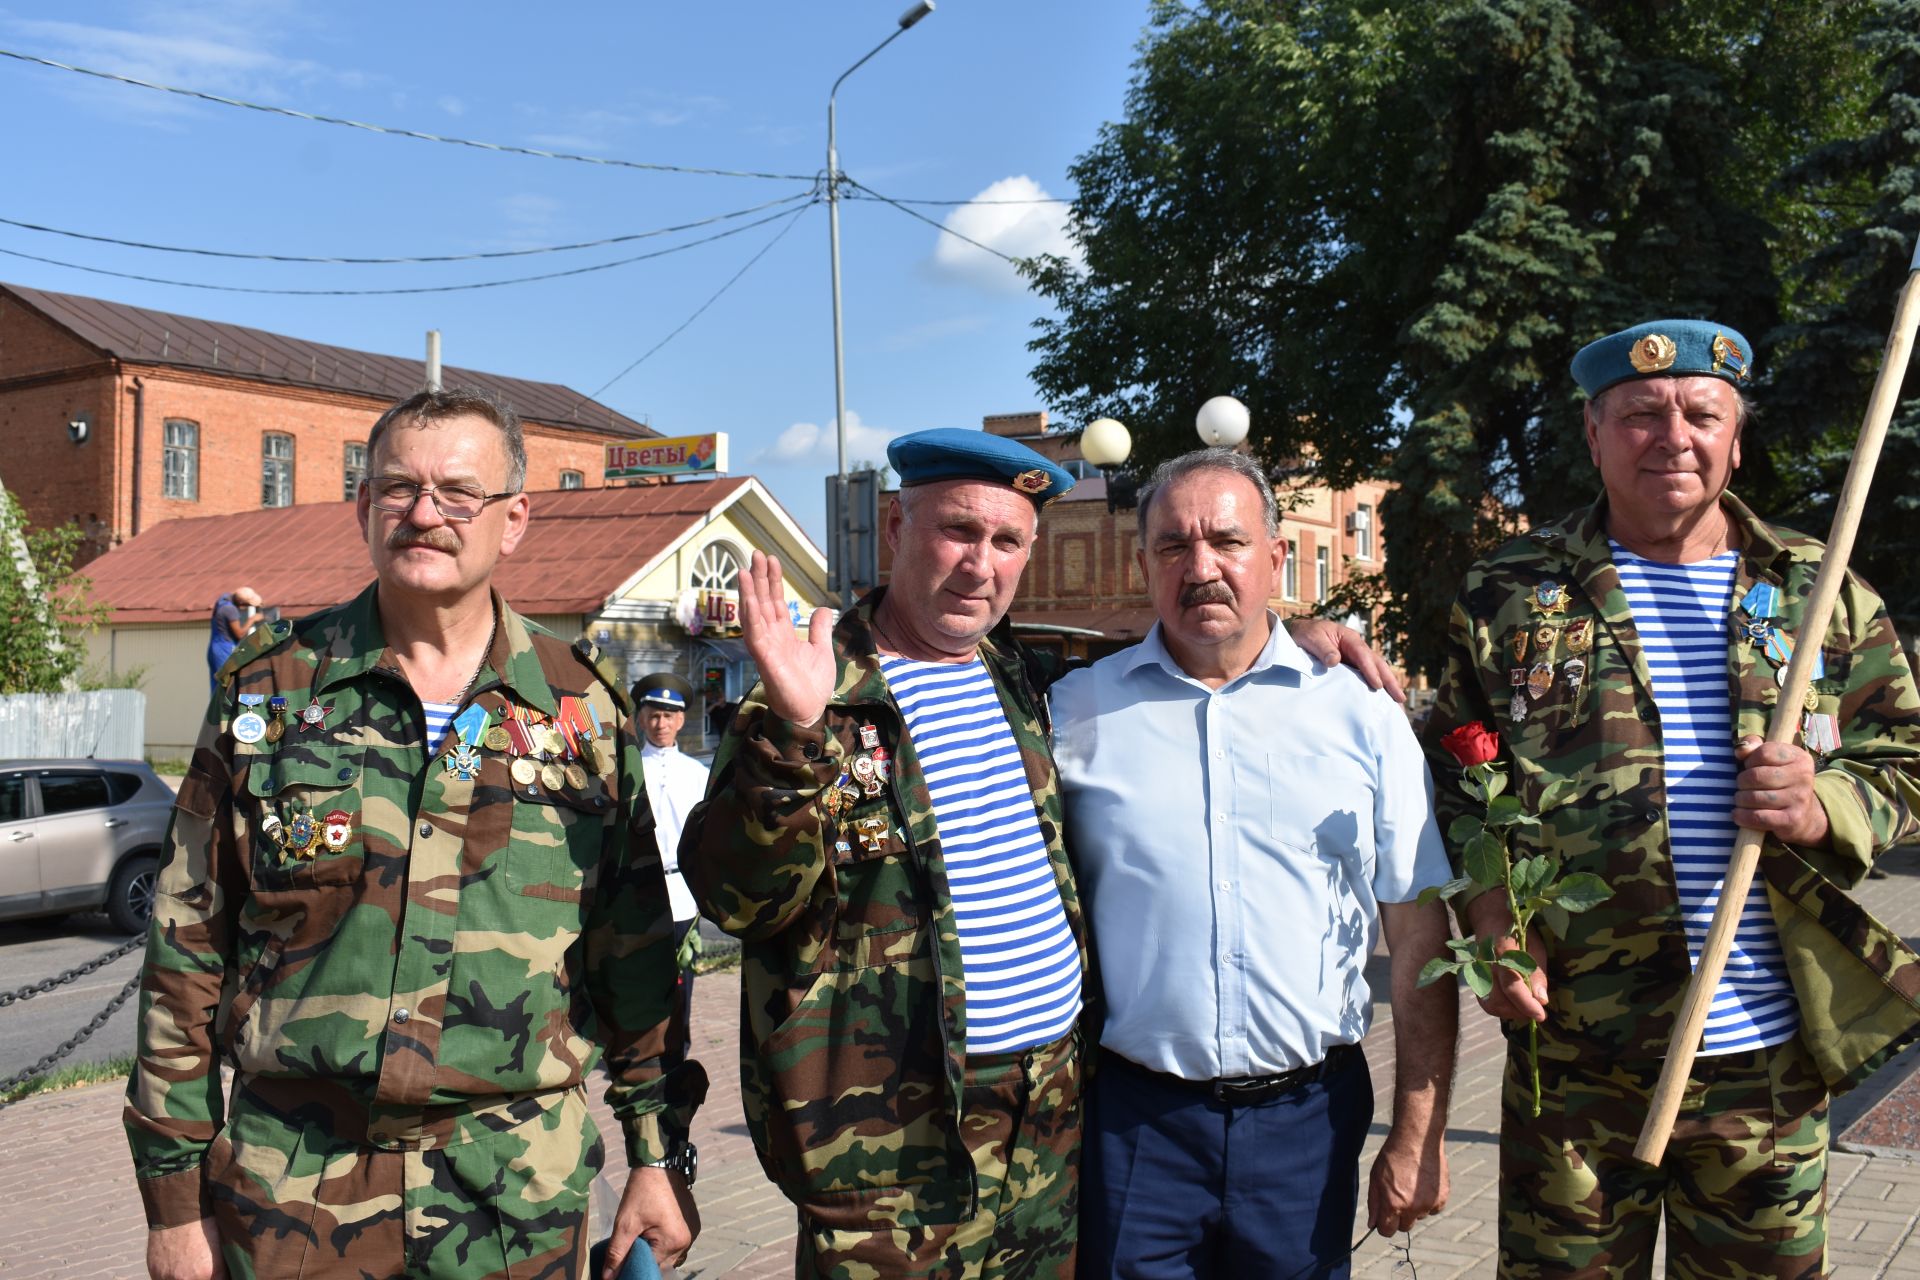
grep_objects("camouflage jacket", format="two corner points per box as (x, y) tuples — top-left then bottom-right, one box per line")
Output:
(124, 583), (705, 1228)
(1422, 492), (1920, 1092)
(682, 589), (1089, 1232)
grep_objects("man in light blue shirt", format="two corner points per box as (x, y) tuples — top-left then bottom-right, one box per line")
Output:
(1052, 448), (1458, 1279)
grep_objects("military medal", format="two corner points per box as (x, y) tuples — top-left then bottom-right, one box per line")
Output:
(1771, 645), (1826, 684)
(858, 724), (881, 751)
(1532, 581), (1568, 615)
(853, 815), (890, 853)
(563, 763), (589, 791)
(285, 810), (319, 859)
(1533, 622), (1558, 656)
(1743, 619), (1773, 647)
(321, 809), (352, 852)
(1562, 657), (1586, 696)
(260, 811), (285, 846)
(1510, 667), (1526, 687)
(1802, 712), (1840, 756)
(1527, 660), (1554, 700)
(820, 775), (855, 819)
(541, 727), (568, 758)
(871, 747), (891, 782)
(445, 744), (482, 780)
(511, 756), (539, 786)
(540, 762), (566, 791)
(851, 755), (883, 797)
(1565, 617), (1593, 655)
(1508, 690), (1529, 723)
(484, 725), (511, 753)
(233, 694), (267, 745)
(299, 701), (331, 732)
(1740, 582), (1781, 620)
(1511, 630), (1529, 664)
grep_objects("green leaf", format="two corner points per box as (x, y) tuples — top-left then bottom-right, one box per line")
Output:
(1462, 962), (1494, 999)
(1447, 814), (1484, 846)
(1482, 769), (1509, 802)
(1510, 855), (1549, 898)
(1496, 949), (1538, 974)
(1547, 872), (1614, 913)
(1417, 956), (1463, 988)
(1536, 904), (1571, 939)
(1487, 795), (1524, 827)
(1445, 936), (1479, 958)
(1463, 831), (1506, 887)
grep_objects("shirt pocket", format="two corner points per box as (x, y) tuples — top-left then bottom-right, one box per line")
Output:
(505, 764), (614, 899)
(828, 798), (924, 964)
(1266, 752), (1376, 887)
(244, 750), (364, 890)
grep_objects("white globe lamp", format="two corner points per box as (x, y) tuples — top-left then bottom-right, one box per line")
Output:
(1079, 417), (1132, 468)
(1195, 395), (1251, 448)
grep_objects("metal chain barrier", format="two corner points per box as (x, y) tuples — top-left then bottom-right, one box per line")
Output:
(0, 933), (144, 1007)
(0, 934), (146, 1109)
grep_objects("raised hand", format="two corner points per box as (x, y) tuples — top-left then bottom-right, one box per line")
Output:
(739, 551), (836, 728)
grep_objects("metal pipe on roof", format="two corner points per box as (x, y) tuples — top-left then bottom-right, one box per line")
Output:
(426, 330), (442, 392)
(129, 376), (144, 539)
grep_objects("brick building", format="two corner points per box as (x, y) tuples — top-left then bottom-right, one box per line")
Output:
(0, 283), (656, 559)
(882, 411), (1392, 663)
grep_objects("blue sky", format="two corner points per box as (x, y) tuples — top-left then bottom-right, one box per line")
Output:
(0, 1), (1152, 544)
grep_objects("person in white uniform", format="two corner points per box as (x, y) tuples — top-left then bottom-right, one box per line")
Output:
(633, 671), (710, 1043)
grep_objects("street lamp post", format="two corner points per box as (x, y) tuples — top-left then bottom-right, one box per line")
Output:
(826, 0), (934, 602)
(1195, 395), (1251, 448)
(1079, 417), (1133, 513)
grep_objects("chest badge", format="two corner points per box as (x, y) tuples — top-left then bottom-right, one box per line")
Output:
(853, 815), (891, 853)
(1532, 581), (1568, 615)
(1564, 617), (1594, 655)
(299, 702), (332, 732)
(321, 809), (353, 852)
(1527, 660), (1554, 700)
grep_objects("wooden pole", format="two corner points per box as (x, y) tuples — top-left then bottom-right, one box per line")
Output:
(1634, 240), (1920, 1165)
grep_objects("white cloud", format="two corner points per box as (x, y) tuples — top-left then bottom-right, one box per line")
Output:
(930, 176), (1079, 295)
(756, 410), (908, 470)
(877, 314), (990, 353)
(437, 94), (465, 116)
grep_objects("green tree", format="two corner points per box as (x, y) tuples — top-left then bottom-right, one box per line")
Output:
(0, 493), (107, 694)
(1769, 0), (1920, 632)
(1029, 0), (1878, 674)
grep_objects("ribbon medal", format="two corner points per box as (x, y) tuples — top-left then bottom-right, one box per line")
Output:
(444, 704), (489, 780)
(1802, 712), (1840, 757)
(266, 695), (288, 743)
(233, 693), (267, 745)
(1740, 582), (1781, 621)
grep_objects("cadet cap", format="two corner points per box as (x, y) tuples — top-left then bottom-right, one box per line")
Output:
(634, 672), (694, 710)
(885, 427), (1076, 507)
(1572, 319), (1755, 398)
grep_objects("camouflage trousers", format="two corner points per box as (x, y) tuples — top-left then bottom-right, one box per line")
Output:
(1499, 1036), (1829, 1280)
(795, 1029), (1082, 1280)
(208, 1076), (602, 1279)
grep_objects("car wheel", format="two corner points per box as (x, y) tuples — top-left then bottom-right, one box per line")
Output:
(107, 855), (159, 935)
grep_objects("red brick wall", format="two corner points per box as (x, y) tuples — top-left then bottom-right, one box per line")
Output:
(0, 294), (101, 379)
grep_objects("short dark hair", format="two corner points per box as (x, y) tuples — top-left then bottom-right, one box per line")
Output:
(1135, 448), (1280, 541)
(366, 386), (527, 492)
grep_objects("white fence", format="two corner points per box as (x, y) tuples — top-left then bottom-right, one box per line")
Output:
(0, 690), (147, 761)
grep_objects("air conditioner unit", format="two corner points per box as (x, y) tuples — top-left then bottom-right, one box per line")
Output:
(1345, 509), (1371, 535)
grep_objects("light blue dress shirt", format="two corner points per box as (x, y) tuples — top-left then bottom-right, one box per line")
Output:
(1051, 615), (1449, 1080)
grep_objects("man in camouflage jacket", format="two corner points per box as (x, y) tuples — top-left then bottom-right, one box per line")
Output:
(1424, 321), (1920, 1278)
(125, 388), (704, 1280)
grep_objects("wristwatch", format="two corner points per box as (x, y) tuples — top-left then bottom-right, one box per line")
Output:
(643, 1139), (698, 1186)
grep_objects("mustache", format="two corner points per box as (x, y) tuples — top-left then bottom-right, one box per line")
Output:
(1179, 581), (1235, 607)
(387, 526), (461, 553)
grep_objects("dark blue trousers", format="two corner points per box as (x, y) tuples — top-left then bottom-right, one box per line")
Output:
(1080, 1051), (1374, 1279)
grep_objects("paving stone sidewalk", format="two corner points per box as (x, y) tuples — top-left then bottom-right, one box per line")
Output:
(4, 849), (1915, 1277)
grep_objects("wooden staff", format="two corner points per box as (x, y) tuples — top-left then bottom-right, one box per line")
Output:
(1635, 238), (1920, 1165)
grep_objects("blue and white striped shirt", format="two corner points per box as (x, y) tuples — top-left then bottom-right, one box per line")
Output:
(880, 656), (1082, 1057)
(421, 699), (459, 752)
(1612, 542), (1799, 1055)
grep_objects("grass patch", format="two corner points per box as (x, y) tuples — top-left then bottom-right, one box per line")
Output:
(693, 948), (741, 976)
(145, 756), (192, 777)
(3, 1053), (133, 1104)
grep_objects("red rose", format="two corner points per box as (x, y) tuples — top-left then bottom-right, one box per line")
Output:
(1441, 721), (1500, 767)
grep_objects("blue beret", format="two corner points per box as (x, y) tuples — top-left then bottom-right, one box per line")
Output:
(634, 672), (693, 709)
(885, 427), (1076, 506)
(1571, 319), (1756, 397)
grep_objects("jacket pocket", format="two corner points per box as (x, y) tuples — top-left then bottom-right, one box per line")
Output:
(506, 763), (614, 898)
(830, 800), (923, 956)
(244, 752), (363, 890)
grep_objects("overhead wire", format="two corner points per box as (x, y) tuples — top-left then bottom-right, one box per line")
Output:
(587, 199), (814, 400)
(0, 46), (813, 182)
(0, 200), (820, 296)
(843, 179), (1028, 266)
(846, 192), (1071, 206)
(0, 188), (817, 264)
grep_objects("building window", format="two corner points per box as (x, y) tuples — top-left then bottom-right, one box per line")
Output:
(691, 542), (743, 592)
(262, 433), (294, 508)
(343, 442), (367, 501)
(1282, 538), (1299, 600)
(559, 470), (584, 490)
(1355, 502), (1375, 560)
(162, 420), (198, 501)
(1315, 546), (1332, 602)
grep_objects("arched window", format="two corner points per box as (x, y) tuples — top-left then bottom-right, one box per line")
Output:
(690, 542), (743, 593)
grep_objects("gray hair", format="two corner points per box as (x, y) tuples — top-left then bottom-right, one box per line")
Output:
(1135, 448), (1280, 541)
(367, 385), (527, 492)
(1586, 380), (1755, 429)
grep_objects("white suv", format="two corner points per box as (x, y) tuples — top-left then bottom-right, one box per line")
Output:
(0, 760), (176, 934)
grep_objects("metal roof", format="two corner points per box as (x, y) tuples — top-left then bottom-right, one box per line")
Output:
(84, 478), (754, 624)
(2, 282), (653, 438)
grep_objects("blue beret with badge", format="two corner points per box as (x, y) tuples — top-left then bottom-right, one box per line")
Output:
(885, 427), (1076, 506)
(1571, 319), (1756, 397)
(633, 671), (694, 710)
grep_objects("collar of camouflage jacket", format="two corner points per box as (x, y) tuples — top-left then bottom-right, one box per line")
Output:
(310, 582), (560, 717)
(830, 587), (1029, 709)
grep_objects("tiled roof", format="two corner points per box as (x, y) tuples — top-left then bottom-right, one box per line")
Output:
(2, 282), (653, 438)
(84, 479), (752, 624)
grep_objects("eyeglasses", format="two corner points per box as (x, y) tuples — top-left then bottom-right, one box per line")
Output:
(364, 477), (517, 522)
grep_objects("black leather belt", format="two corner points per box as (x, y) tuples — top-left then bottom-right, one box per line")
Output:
(1114, 1043), (1360, 1106)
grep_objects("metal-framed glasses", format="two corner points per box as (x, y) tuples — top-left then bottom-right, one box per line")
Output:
(365, 477), (517, 521)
